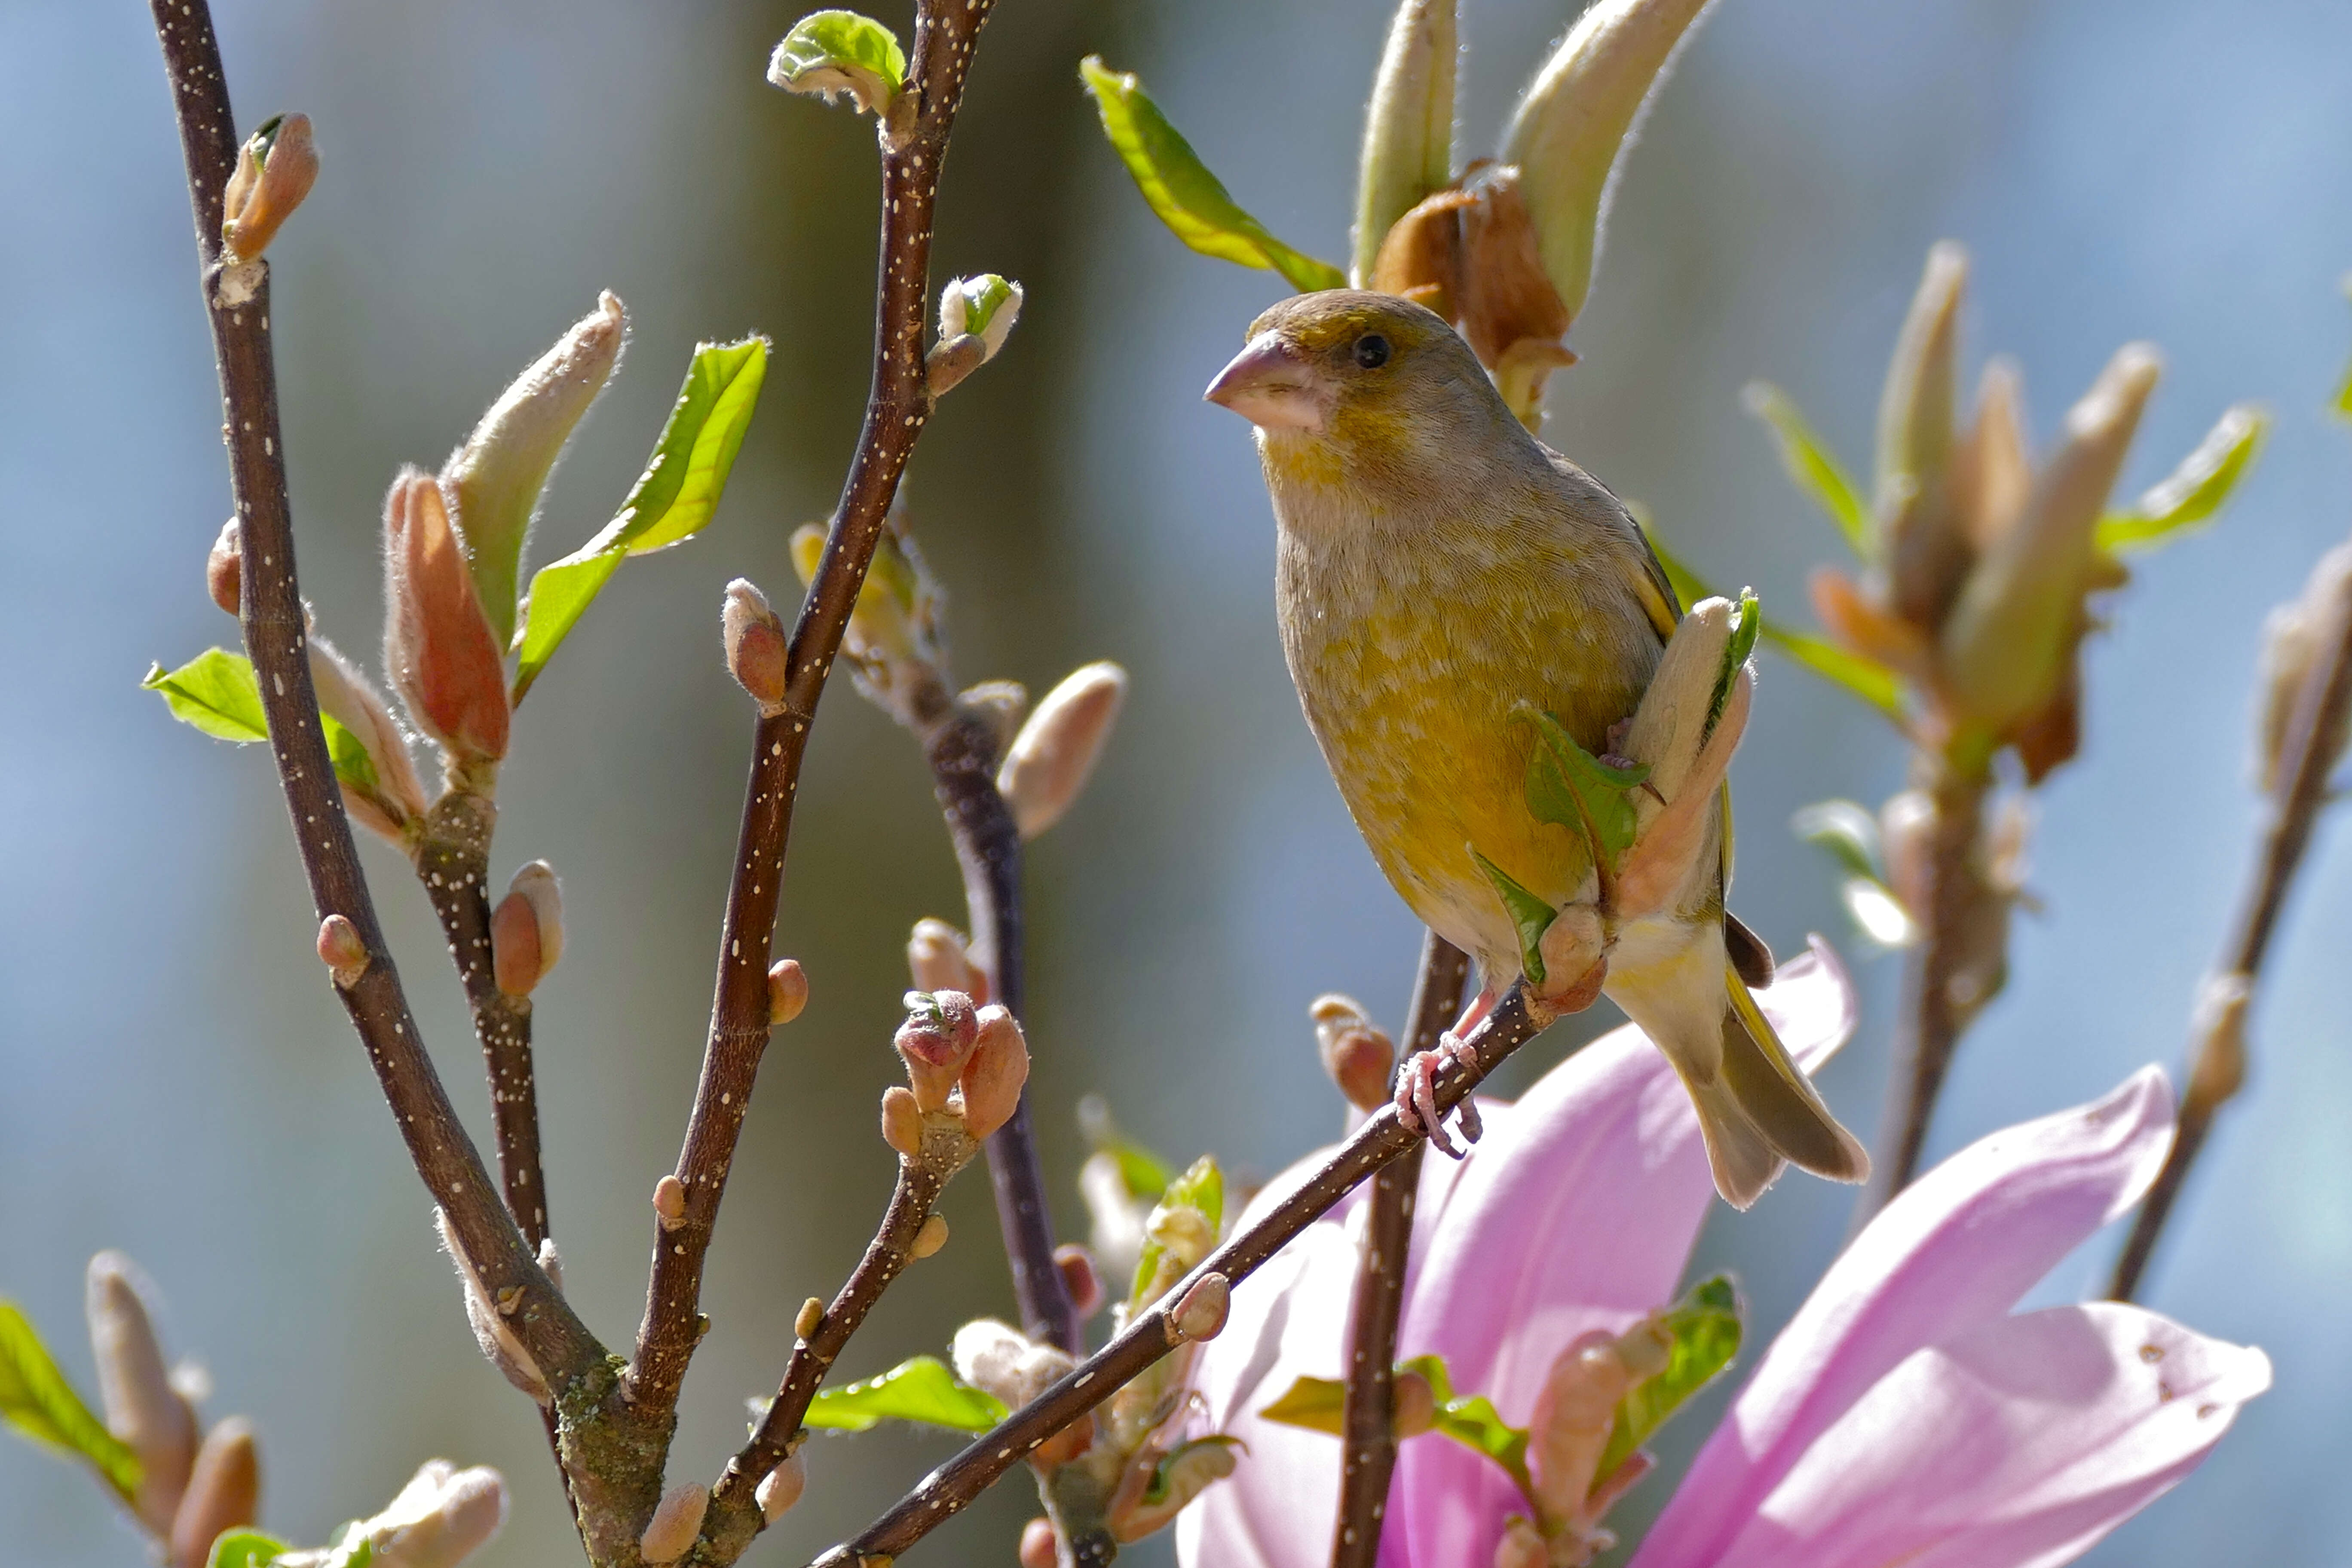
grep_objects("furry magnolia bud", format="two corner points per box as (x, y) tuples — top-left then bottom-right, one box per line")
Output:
(207, 521), (242, 616)
(907, 919), (982, 996)
(491, 861), (563, 997)
(434, 1210), (547, 1406)
(928, 275), (1023, 395)
(1309, 994), (1395, 1112)
(1054, 1244), (1105, 1320)
(880, 1086), (924, 1159)
(1167, 1271), (1231, 1344)
(1019, 1517), (1058, 1568)
(639, 1482), (709, 1565)
(653, 1175), (689, 1231)
(221, 113), (318, 263)
(170, 1416), (260, 1568)
(952, 1318), (1075, 1412)
(767, 959), (808, 1025)
(723, 578), (789, 711)
(897, 990), (981, 1112)
(316, 914), (370, 989)
(755, 1452), (806, 1523)
(998, 662), (1128, 839)
(310, 637), (429, 841)
(384, 469), (510, 764)
(2254, 539), (2352, 794)
(960, 1004), (1030, 1141)
(359, 1459), (508, 1568)
(910, 1213), (950, 1260)
(86, 1253), (199, 1535)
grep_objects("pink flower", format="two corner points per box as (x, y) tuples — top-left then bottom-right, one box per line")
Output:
(1179, 941), (2269, 1568)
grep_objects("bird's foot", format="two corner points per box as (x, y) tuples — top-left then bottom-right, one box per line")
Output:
(1395, 1031), (1485, 1159)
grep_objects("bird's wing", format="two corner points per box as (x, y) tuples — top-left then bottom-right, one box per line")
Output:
(1539, 446), (1681, 643)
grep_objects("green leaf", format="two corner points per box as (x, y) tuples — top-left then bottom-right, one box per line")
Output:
(207, 1532), (294, 1568)
(0, 1301), (141, 1501)
(1742, 382), (1868, 554)
(1517, 705), (1648, 871)
(1596, 1275), (1743, 1480)
(1760, 624), (1905, 718)
(141, 650), (378, 796)
(2334, 274), (2352, 422)
(1142, 1436), (1244, 1506)
(514, 337), (769, 704)
(1130, 1155), (1225, 1311)
(2095, 403), (2267, 555)
(1429, 1390), (1531, 1498)
(1789, 799), (1883, 883)
(1078, 57), (1347, 294)
(1078, 1096), (1174, 1200)
(802, 1356), (1008, 1434)
(1470, 848), (1558, 988)
(1711, 588), (1762, 731)
(1257, 1374), (1348, 1435)
(769, 10), (906, 115)
(316, 1522), (376, 1568)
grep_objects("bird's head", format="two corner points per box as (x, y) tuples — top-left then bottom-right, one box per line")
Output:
(1204, 290), (1507, 476)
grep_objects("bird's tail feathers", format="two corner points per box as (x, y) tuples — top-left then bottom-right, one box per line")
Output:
(1717, 967), (1871, 1192)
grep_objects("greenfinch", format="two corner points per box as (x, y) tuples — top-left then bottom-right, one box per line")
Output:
(1206, 290), (1867, 1207)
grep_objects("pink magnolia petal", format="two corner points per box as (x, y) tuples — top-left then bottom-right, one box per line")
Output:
(1635, 1068), (2177, 1568)
(1708, 1302), (2269, 1568)
(1390, 941), (1860, 1568)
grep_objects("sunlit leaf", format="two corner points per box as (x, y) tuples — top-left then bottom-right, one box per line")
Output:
(0, 1301), (141, 1501)
(1130, 1155), (1225, 1311)
(1078, 1096), (1174, 1200)
(768, 10), (906, 116)
(1263, 1354), (1534, 1499)
(142, 649), (380, 796)
(2097, 403), (2266, 555)
(1517, 704), (1646, 872)
(802, 1356), (1008, 1434)
(1257, 1374), (1347, 1435)
(1596, 1275), (1742, 1480)
(1743, 381), (1868, 554)
(1471, 848), (1558, 988)
(1078, 57), (1346, 294)
(1429, 1390), (1532, 1498)
(1790, 799), (1883, 883)
(513, 337), (769, 704)
(1141, 1436), (1244, 1506)
(207, 1533), (294, 1568)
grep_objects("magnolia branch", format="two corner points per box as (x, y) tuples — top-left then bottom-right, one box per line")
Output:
(812, 985), (1549, 1568)
(1332, 931), (1470, 1568)
(2108, 531), (2352, 1300)
(625, 0), (1001, 1418)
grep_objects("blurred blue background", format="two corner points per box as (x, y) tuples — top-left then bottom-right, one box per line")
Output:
(2, 0), (2346, 1562)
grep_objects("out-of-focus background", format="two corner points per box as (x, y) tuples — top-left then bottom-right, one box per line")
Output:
(3, 0), (2347, 1562)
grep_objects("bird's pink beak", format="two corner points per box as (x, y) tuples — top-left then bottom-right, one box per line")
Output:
(1204, 334), (1327, 432)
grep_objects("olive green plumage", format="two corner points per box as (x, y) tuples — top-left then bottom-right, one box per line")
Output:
(1215, 290), (1866, 1207)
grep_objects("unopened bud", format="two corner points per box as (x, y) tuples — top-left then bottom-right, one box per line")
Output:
(435, 1210), (547, 1406)
(880, 1086), (924, 1159)
(1167, 1271), (1230, 1343)
(939, 275), (1023, 362)
(1493, 1516), (1550, 1568)
(911, 1214), (949, 1259)
(1875, 242), (1969, 628)
(959, 1004), (1031, 1141)
(998, 662), (1128, 839)
(2186, 972), (2252, 1115)
(723, 579), (789, 712)
(1019, 1517), (1059, 1568)
(2254, 539), (2352, 794)
(317, 914), (370, 989)
(361, 1459), (508, 1568)
(170, 1416), (260, 1568)
(638, 1482), (709, 1565)
(309, 637), (429, 840)
(924, 334), (987, 398)
(491, 861), (563, 997)
(952, 1318), (1075, 1412)
(1393, 1369), (1437, 1439)
(86, 1254), (198, 1534)
(1353, 0), (1459, 285)
(958, 680), (1029, 758)
(907, 919), (981, 996)
(897, 990), (981, 1112)
(1107, 1437), (1240, 1542)
(383, 469), (510, 763)
(220, 113), (318, 263)
(1054, 1244), (1105, 1320)
(1524, 1319), (1670, 1529)
(1310, 994), (1396, 1112)
(1453, 164), (1571, 372)
(755, 1452), (806, 1523)
(765, 958), (808, 1025)
(207, 521), (242, 616)
(768, 10), (906, 119)
(653, 1175), (689, 1231)
(795, 1298), (824, 1340)
(442, 294), (627, 646)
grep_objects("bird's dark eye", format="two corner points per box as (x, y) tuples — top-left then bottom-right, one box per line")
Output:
(1353, 334), (1391, 370)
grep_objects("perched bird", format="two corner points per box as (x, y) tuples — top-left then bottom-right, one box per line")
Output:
(1205, 290), (1867, 1207)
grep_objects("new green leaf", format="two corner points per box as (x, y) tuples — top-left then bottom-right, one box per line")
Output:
(802, 1356), (1008, 1434)
(1131, 1155), (1225, 1311)
(1079, 1095), (1174, 1200)
(1261, 1354), (1534, 1500)
(1517, 705), (1648, 872)
(143, 649), (380, 796)
(0, 1301), (141, 1501)
(1743, 381), (1868, 554)
(768, 11), (906, 117)
(1597, 1275), (1743, 1479)
(1256, 1374), (1347, 1434)
(2096, 403), (2267, 554)
(514, 337), (769, 704)
(1471, 848), (1559, 987)
(207, 1533), (294, 1568)
(1079, 57), (1346, 294)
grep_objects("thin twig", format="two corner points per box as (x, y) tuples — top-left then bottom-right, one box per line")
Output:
(1855, 762), (1990, 1219)
(1331, 931), (1469, 1568)
(624, 0), (1000, 1418)
(2108, 540), (2352, 1300)
(812, 985), (1550, 1568)
(146, 0), (595, 1403)
(928, 707), (1083, 1354)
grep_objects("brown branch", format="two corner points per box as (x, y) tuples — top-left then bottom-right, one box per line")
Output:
(623, 0), (1000, 1418)
(928, 707), (1082, 1354)
(1331, 931), (1469, 1568)
(1854, 760), (1991, 1219)
(2107, 534), (2352, 1300)
(811, 985), (1550, 1568)
(147, 0), (596, 1403)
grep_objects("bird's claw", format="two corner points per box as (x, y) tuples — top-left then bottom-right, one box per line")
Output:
(1394, 1031), (1484, 1159)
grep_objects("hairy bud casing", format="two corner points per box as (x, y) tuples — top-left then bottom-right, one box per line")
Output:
(1353, 0), (1459, 286)
(907, 918), (981, 996)
(316, 914), (371, 989)
(383, 470), (511, 764)
(767, 958), (809, 1025)
(220, 113), (318, 263)
(207, 521), (242, 616)
(309, 637), (429, 841)
(435, 1210), (547, 1406)
(723, 578), (789, 711)
(897, 990), (981, 1112)
(998, 661), (1128, 839)
(170, 1416), (260, 1568)
(86, 1253), (199, 1535)
(2255, 539), (2352, 794)
(959, 1004), (1030, 1140)
(639, 1482), (709, 1565)
(360, 1459), (508, 1568)
(756, 1452), (806, 1523)
(1309, 994), (1396, 1112)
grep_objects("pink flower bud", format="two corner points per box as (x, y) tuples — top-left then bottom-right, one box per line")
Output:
(723, 579), (789, 711)
(897, 990), (980, 1112)
(639, 1482), (709, 1565)
(316, 914), (370, 989)
(998, 662), (1127, 839)
(1019, 1518), (1058, 1568)
(880, 1086), (924, 1159)
(490, 861), (563, 997)
(383, 469), (510, 764)
(86, 1253), (199, 1535)
(1054, 1244), (1104, 1320)
(220, 113), (318, 263)
(959, 1004), (1030, 1140)
(907, 918), (982, 997)
(206, 521), (241, 617)
(755, 1452), (806, 1523)
(170, 1415), (259, 1568)
(361, 1459), (508, 1568)
(767, 959), (809, 1025)
(1168, 1271), (1230, 1343)
(1309, 994), (1395, 1112)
